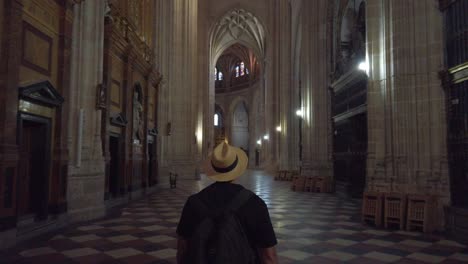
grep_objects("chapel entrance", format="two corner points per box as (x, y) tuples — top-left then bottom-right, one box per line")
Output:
(18, 115), (51, 221)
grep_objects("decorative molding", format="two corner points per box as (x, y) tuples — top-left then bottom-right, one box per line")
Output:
(21, 21), (53, 76)
(110, 113), (128, 127)
(19, 80), (64, 108)
(23, 0), (61, 32)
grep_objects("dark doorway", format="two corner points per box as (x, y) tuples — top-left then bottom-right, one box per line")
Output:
(333, 113), (367, 198)
(148, 142), (154, 186)
(18, 114), (51, 221)
(448, 80), (468, 207)
(444, 0), (468, 208)
(332, 76), (368, 198)
(109, 135), (121, 198)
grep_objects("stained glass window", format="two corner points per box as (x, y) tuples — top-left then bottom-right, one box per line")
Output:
(214, 67), (218, 80)
(240, 62), (245, 76)
(218, 71), (223, 80)
(235, 66), (240, 77)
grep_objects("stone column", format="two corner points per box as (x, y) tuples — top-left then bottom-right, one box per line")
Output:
(274, 0), (293, 171)
(67, 0), (106, 221)
(366, 0), (448, 230)
(299, 0), (334, 179)
(290, 0), (303, 170)
(154, 0), (172, 177)
(161, 0), (199, 179)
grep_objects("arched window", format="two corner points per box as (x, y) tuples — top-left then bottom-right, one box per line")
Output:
(234, 62), (249, 78)
(214, 67), (218, 80)
(214, 113), (219, 126)
(218, 71), (223, 80)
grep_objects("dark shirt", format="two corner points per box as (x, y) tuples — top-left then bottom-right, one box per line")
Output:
(176, 182), (277, 249)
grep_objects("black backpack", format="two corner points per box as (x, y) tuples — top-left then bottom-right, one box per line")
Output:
(185, 189), (257, 264)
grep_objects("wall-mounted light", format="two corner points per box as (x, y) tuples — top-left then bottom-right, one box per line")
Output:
(276, 126), (282, 132)
(263, 134), (269, 140)
(256, 139), (262, 145)
(296, 108), (304, 118)
(358, 61), (368, 72)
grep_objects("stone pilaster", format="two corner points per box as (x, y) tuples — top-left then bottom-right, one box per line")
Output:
(67, 0), (106, 221)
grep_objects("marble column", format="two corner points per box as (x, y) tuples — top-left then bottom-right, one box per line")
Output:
(366, 0), (448, 230)
(299, 0), (334, 179)
(67, 0), (106, 221)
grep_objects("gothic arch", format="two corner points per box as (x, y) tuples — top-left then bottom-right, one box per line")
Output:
(210, 9), (267, 64)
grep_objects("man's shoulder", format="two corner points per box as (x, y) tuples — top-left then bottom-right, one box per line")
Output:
(241, 189), (268, 210)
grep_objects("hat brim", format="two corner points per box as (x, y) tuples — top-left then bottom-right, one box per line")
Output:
(203, 146), (248, 182)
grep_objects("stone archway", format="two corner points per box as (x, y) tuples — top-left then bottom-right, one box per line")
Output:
(205, 9), (267, 162)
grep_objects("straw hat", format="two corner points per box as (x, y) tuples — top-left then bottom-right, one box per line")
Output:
(203, 141), (248, 182)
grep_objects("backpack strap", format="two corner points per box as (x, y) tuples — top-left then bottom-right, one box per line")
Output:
(226, 189), (253, 212)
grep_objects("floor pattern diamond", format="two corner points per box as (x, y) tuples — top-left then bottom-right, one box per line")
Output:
(1, 170), (467, 263)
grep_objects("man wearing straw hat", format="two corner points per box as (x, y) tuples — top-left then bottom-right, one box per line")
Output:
(176, 141), (278, 264)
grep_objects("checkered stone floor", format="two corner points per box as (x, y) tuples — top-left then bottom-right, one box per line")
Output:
(1, 170), (468, 263)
